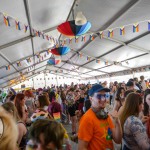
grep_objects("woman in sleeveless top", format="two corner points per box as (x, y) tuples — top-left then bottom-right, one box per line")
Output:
(2, 101), (28, 149)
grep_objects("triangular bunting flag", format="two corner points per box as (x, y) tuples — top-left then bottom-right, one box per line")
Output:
(120, 26), (125, 35)
(96, 59), (100, 64)
(15, 21), (21, 30)
(3, 15), (10, 26)
(99, 31), (104, 39)
(133, 24), (139, 32)
(90, 35), (95, 41)
(24, 25), (28, 33)
(108, 29), (114, 37)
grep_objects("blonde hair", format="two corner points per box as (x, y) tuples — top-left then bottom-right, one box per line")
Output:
(0, 106), (18, 150)
(2, 102), (21, 122)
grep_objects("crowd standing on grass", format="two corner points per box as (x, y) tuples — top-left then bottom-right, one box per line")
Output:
(0, 75), (150, 150)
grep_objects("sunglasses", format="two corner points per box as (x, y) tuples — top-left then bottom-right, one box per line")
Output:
(94, 94), (106, 100)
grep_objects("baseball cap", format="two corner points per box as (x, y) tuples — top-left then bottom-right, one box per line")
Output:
(88, 84), (110, 96)
(126, 81), (134, 87)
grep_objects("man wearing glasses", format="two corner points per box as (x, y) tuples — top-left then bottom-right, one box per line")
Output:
(78, 84), (122, 150)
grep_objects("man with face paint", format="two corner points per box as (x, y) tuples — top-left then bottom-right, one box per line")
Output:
(78, 84), (122, 150)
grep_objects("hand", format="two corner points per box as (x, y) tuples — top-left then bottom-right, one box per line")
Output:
(109, 111), (120, 124)
(142, 116), (149, 124)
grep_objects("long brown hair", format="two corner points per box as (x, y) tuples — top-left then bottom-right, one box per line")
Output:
(14, 93), (25, 119)
(120, 93), (143, 128)
(38, 95), (50, 108)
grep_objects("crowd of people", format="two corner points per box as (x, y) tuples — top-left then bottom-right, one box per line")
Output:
(0, 75), (150, 150)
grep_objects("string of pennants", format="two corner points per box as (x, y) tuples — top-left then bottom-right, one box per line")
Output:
(57, 21), (150, 45)
(2, 12), (150, 71)
(2, 12), (150, 47)
(1, 12), (56, 44)
(86, 65), (150, 80)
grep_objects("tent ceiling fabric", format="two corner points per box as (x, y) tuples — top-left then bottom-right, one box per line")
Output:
(0, 0), (150, 88)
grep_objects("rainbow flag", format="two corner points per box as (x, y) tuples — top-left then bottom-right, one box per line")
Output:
(53, 112), (61, 122)
(6, 65), (10, 70)
(99, 31), (104, 39)
(42, 33), (45, 39)
(75, 37), (79, 43)
(63, 40), (66, 45)
(79, 52), (83, 58)
(96, 59), (100, 64)
(108, 29), (114, 38)
(82, 36), (86, 42)
(15, 21), (21, 30)
(17, 62), (21, 67)
(90, 35), (95, 41)
(105, 61), (108, 65)
(36, 53), (40, 58)
(46, 35), (49, 41)
(24, 25), (28, 33)
(26, 58), (31, 63)
(120, 27), (125, 35)
(133, 24), (139, 32)
(3, 15), (10, 26)
(87, 56), (91, 61)
(36, 31), (41, 37)
(148, 22), (150, 31)
(69, 38), (72, 44)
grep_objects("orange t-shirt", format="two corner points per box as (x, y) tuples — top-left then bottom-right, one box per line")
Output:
(78, 108), (114, 150)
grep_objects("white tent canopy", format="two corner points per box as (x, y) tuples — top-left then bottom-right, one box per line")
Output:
(0, 0), (150, 88)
